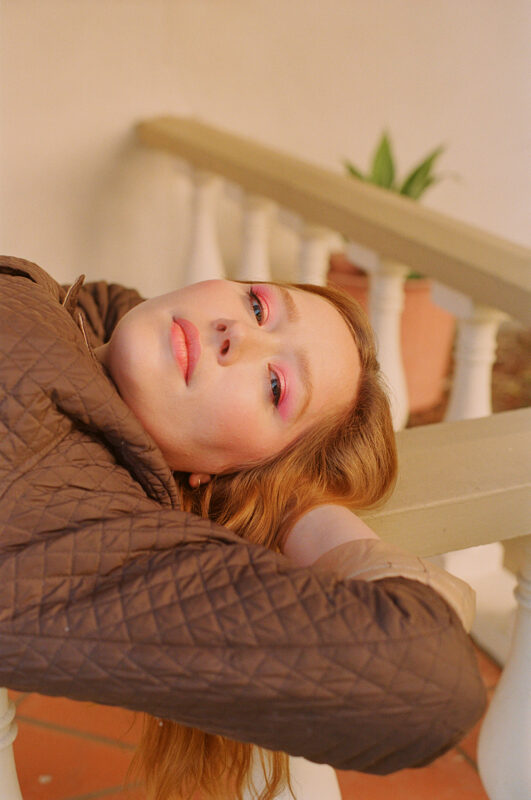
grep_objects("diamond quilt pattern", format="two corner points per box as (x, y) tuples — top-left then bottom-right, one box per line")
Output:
(0, 256), (486, 774)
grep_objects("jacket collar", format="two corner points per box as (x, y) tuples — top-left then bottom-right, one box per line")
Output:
(0, 256), (182, 509)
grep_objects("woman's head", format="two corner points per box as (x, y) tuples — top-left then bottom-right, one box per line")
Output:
(95, 278), (362, 482)
(190, 281), (397, 550)
(97, 277), (396, 546)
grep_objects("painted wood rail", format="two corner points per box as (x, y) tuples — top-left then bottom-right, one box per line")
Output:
(362, 408), (530, 556)
(136, 116), (530, 324)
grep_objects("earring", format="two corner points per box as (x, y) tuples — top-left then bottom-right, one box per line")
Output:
(197, 478), (201, 489)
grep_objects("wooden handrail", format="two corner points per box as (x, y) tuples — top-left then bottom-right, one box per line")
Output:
(137, 116), (531, 325)
(361, 407), (531, 556)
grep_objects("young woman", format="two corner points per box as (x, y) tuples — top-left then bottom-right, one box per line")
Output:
(0, 256), (485, 800)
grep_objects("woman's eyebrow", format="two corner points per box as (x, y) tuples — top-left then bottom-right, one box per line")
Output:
(276, 286), (313, 421)
(278, 285), (299, 323)
(293, 348), (313, 422)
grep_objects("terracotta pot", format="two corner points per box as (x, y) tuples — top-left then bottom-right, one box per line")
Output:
(328, 253), (456, 414)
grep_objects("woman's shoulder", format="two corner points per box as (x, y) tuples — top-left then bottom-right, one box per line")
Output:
(0, 256), (90, 365)
(0, 254), (64, 304)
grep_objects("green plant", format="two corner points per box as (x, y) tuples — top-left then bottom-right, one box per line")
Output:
(343, 132), (452, 277)
(344, 131), (447, 200)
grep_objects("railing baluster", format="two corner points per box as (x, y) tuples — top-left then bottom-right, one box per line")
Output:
(248, 750), (341, 799)
(369, 261), (409, 430)
(344, 248), (409, 431)
(477, 534), (531, 800)
(432, 284), (505, 421)
(446, 308), (505, 421)
(298, 225), (334, 286)
(236, 195), (273, 282)
(343, 243), (409, 429)
(0, 689), (22, 799)
(184, 170), (225, 285)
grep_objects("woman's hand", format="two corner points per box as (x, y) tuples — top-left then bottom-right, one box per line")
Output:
(282, 504), (380, 567)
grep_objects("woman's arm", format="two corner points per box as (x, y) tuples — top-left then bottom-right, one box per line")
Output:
(283, 504), (475, 633)
(0, 513), (485, 774)
(282, 504), (379, 566)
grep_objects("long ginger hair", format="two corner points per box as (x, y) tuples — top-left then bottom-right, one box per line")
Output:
(128, 281), (398, 800)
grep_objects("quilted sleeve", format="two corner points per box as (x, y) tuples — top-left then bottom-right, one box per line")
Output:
(0, 511), (486, 774)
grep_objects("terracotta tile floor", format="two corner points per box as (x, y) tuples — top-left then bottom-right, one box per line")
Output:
(8, 642), (498, 800)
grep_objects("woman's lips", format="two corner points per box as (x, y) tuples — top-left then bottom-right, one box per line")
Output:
(170, 318), (201, 383)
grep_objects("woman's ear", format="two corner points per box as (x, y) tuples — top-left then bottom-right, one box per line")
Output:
(188, 472), (212, 489)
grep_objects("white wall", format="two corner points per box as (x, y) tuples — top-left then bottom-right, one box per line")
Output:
(1, 0), (530, 294)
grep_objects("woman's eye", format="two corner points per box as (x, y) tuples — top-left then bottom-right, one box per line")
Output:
(270, 371), (281, 407)
(248, 288), (264, 324)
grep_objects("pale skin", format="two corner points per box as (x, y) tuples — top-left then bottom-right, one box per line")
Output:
(95, 279), (379, 564)
(283, 505), (380, 566)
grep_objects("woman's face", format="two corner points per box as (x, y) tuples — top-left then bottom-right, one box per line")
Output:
(96, 280), (361, 475)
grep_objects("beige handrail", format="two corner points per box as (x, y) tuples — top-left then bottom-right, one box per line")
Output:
(137, 116), (531, 325)
(361, 407), (531, 556)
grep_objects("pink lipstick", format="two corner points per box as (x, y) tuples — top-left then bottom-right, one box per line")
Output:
(171, 318), (201, 383)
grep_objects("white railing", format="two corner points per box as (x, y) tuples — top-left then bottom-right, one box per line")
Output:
(0, 689), (20, 799)
(2, 116), (529, 800)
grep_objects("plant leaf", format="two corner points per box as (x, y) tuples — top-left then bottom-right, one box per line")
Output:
(408, 175), (437, 200)
(369, 132), (395, 189)
(343, 159), (365, 180)
(400, 145), (444, 198)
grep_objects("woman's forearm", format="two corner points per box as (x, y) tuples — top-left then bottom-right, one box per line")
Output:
(282, 504), (379, 567)
(0, 512), (485, 774)
(283, 504), (475, 632)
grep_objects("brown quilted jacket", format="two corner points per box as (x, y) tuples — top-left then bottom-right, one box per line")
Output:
(0, 256), (485, 773)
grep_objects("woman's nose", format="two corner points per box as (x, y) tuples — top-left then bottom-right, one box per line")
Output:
(214, 319), (265, 364)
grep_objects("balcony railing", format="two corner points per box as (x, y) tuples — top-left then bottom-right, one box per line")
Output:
(1, 116), (529, 800)
(136, 115), (530, 430)
(135, 116), (531, 800)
